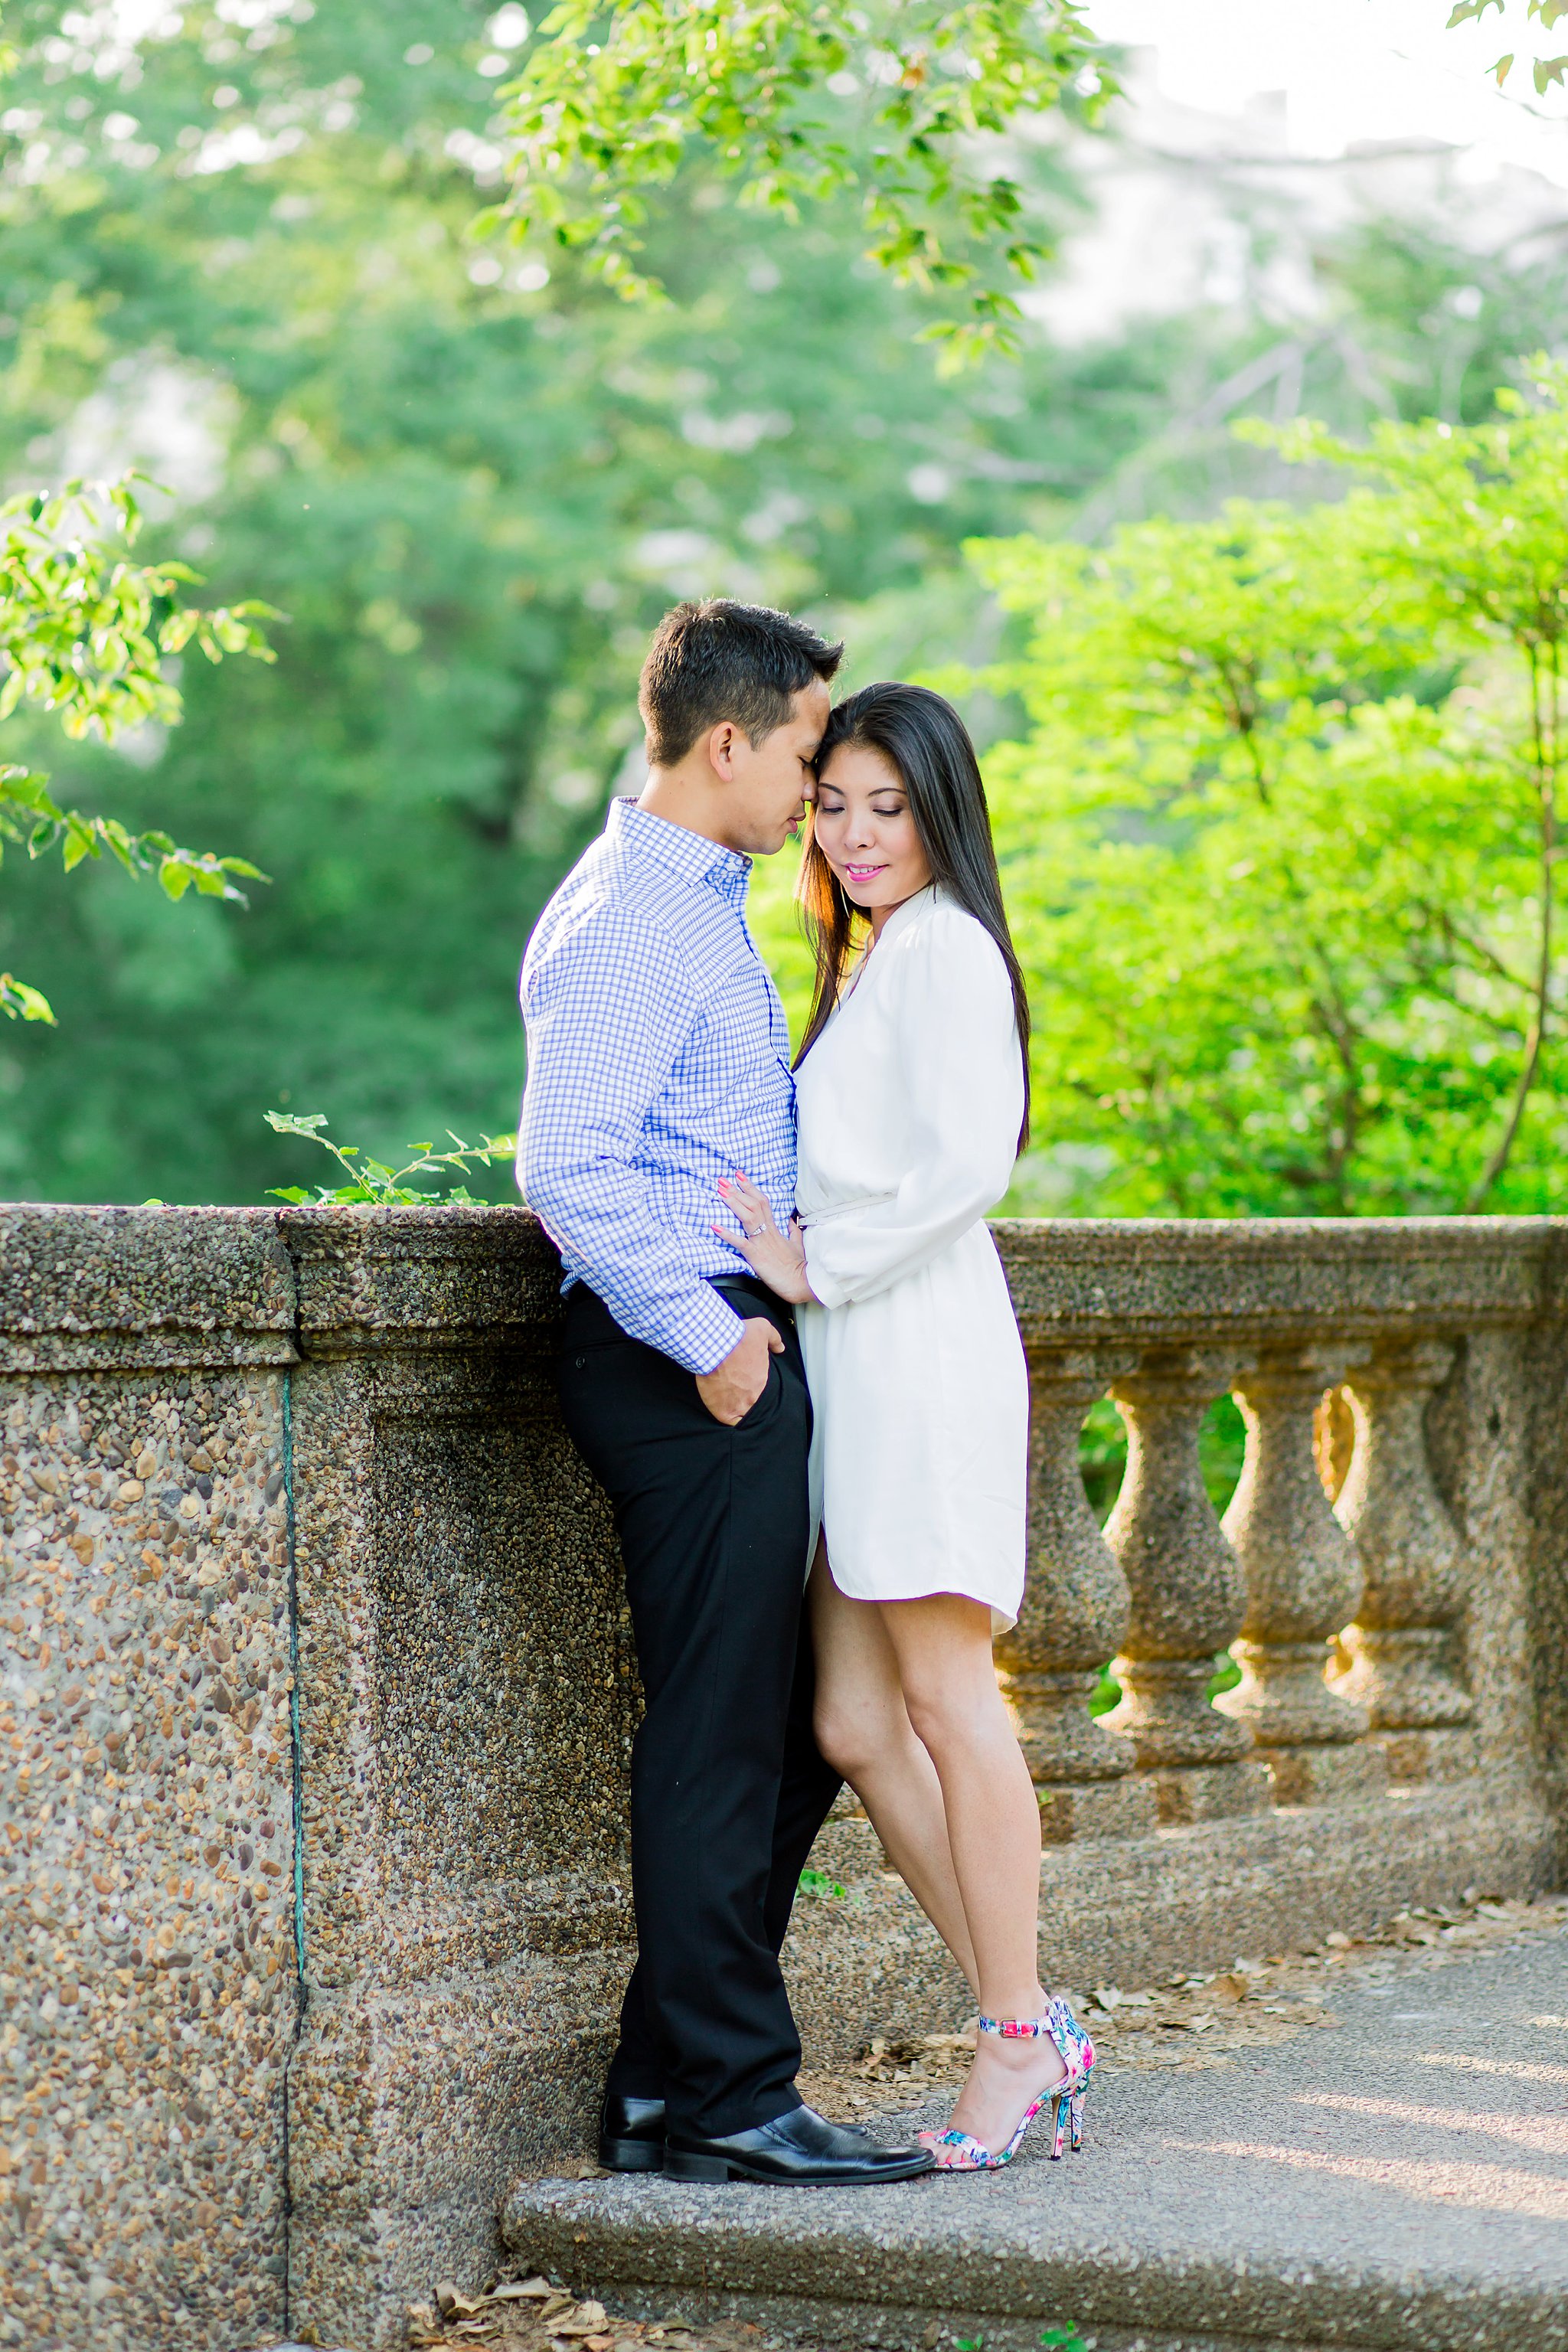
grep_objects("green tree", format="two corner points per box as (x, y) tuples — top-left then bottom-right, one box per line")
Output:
(0, 0), (1183, 1204)
(0, 2), (273, 1031)
(4, 1), (1563, 1205)
(0, 477), (272, 1027)
(952, 363), (1568, 1217)
(491, 0), (1110, 359)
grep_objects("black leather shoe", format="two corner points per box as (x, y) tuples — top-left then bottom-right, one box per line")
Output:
(665, 2103), (934, 2185)
(599, 2092), (667, 2173)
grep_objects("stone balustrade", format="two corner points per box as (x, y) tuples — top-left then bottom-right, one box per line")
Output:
(988, 1220), (1558, 1824)
(3, 1207), (1566, 2352)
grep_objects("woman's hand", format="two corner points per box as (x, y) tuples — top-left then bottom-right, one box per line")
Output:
(714, 1171), (819, 1305)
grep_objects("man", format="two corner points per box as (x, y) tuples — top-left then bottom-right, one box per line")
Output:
(518, 599), (932, 2187)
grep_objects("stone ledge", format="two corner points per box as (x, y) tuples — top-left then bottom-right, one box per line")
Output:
(997, 1215), (1568, 1346)
(501, 2268), (1568, 2352)
(18, 1206), (1568, 1368)
(0, 1202), (570, 1367)
(0, 1204), (297, 1369)
(505, 1929), (1568, 2352)
(282, 1204), (564, 1356)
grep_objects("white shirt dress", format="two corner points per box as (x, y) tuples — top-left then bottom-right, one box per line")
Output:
(794, 886), (1029, 1632)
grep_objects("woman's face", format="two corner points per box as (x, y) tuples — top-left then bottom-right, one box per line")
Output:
(812, 741), (933, 919)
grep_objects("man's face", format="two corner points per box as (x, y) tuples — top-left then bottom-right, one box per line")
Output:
(717, 678), (832, 857)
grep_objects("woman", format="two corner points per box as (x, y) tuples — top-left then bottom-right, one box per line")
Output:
(717, 681), (1094, 2171)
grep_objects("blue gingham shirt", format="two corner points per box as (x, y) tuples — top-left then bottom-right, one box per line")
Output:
(518, 797), (797, 1374)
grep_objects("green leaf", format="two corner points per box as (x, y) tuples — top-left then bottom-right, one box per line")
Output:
(1446, 0), (1504, 21)
(1491, 48), (1515, 80)
(491, 0), (1112, 339)
(0, 770), (57, 815)
(0, 972), (57, 1024)
(60, 819), (98, 873)
(0, 467), (273, 1021)
(1534, 51), (1568, 87)
(0, 472), (275, 749)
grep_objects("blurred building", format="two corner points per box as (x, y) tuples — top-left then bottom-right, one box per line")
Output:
(1030, 46), (1567, 349)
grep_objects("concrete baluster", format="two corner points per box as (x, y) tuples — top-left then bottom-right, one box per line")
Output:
(1333, 1340), (1473, 1764)
(1314, 1383), (1357, 1502)
(1216, 1348), (1386, 1805)
(1102, 1348), (1270, 1824)
(994, 1348), (1156, 1841)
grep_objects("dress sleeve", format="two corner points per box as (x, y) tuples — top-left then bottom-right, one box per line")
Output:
(802, 913), (1024, 1310)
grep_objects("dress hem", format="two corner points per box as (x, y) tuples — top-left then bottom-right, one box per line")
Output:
(824, 1557), (1018, 1636)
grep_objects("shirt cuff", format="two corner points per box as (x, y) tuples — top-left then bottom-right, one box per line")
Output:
(681, 1291), (750, 1376)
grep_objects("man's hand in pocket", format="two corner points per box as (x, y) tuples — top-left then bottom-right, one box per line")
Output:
(696, 1317), (785, 1426)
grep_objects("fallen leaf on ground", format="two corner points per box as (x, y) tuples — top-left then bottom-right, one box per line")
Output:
(437, 2285), (485, 2321)
(558, 2302), (609, 2337)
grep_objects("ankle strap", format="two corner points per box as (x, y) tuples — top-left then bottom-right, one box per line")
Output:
(977, 2014), (1052, 2038)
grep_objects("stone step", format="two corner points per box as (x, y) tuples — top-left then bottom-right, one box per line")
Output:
(504, 1930), (1568, 2352)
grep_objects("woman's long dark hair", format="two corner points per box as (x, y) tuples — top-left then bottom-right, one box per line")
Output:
(795, 681), (1031, 1150)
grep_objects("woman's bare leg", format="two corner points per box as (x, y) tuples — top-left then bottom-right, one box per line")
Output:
(808, 1550), (979, 1997)
(877, 1592), (1066, 2157)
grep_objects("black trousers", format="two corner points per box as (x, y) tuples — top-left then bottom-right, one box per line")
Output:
(557, 1275), (842, 2140)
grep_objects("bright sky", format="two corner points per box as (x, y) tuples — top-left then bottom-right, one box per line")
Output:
(1088, 0), (1568, 185)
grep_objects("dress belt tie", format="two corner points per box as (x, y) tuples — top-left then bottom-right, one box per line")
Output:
(795, 1191), (897, 1227)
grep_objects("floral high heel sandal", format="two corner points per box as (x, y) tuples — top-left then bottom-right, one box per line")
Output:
(920, 1997), (1096, 2171)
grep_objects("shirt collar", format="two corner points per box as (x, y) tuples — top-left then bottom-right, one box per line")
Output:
(607, 796), (753, 906)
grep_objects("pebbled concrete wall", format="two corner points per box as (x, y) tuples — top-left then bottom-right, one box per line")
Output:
(0, 1206), (640, 2352)
(279, 1208), (639, 2347)
(0, 1211), (299, 2352)
(1, 1207), (1565, 2351)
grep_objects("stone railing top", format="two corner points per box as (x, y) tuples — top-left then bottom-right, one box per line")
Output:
(995, 1215), (1568, 1351)
(0, 1206), (298, 1372)
(5, 1205), (1566, 1374)
(281, 1204), (562, 1356)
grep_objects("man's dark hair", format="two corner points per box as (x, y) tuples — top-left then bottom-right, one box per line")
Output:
(639, 599), (844, 768)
